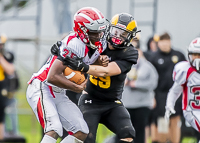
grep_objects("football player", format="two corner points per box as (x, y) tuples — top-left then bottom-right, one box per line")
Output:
(165, 37), (200, 143)
(63, 13), (139, 143)
(26, 7), (108, 143)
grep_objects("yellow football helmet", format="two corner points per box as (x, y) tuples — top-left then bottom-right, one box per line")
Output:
(107, 13), (140, 48)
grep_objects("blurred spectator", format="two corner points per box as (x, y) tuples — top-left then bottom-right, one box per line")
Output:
(122, 39), (158, 143)
(143, 34), (159, 61)
(149, 32), (186, 143)
(144, 35), (159, 143)
(0, 34), (19, 140)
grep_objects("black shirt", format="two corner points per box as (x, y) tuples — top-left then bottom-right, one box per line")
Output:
(85, 46), (138, 101)
(149, 48), (186, 93)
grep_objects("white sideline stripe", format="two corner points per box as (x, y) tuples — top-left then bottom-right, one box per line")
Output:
(65, 72), (76, 79)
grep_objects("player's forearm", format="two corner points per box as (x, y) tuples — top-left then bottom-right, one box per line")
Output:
(166, 82), (183, 108)
(87, 62), (121, 77)
(87, 65), (109, 77)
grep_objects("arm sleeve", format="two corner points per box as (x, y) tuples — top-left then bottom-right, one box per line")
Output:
(114, 47), (139, 73)
(166, 62), (187, 108)
(115, 60), (133, 73)
(166, 82), (183, 108)
(122, 47), (138, 64)
(172, 62), (187, 85)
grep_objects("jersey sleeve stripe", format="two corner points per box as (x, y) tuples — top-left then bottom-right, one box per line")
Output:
(85, 45), (89, 57)
(186, 67), (196, 81)
(182, 82), (188, 110)
(66, 34), (76, 45)
(182, 67), (197, 110)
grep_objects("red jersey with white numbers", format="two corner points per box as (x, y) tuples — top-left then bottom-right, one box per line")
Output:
(28, 32), (107, 84)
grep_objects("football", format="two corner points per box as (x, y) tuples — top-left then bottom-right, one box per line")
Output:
(64, 67), (86, 85)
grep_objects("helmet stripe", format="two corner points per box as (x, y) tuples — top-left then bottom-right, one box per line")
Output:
(77, 13), (93, 23)
(126, 20), (137, 31)
(111, 14), (119, 26)
(91, 7), (103, 19)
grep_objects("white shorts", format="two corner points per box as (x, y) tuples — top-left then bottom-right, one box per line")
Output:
(26, 79), (89, 137)
(183, 110), (200, 132)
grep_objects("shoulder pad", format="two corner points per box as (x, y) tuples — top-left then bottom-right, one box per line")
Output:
(121, 46), (138, 64)
(173, 61), (190, 85)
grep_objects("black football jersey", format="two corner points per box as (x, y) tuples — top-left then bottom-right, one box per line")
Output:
(85, 46), (138, 101)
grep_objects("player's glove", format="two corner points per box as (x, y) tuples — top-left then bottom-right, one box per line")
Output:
(51, 41), (62, 56)
(164, 106), (176, 123)
(63, 56), (89, 72)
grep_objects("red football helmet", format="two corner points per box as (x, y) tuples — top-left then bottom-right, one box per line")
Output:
(73, 7), (107, 49)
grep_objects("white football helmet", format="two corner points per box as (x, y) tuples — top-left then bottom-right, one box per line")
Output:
(188, 37), (200, 72)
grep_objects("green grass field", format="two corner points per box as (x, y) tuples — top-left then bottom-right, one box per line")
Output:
(17, 115), (114, 143)
(11, 91), (198, 143)
(15, 90), (114, 143)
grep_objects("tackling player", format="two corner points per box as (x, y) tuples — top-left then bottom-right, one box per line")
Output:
(165, 37), (200, 143)
(63, 13), (139, 143)
(26, 7), (108, 143)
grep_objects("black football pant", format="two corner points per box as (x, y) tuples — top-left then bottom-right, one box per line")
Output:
(79, 103), (135, 143)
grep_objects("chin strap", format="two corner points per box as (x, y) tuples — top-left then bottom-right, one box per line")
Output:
(88, 41), (103, 54)
(89, 41), (97, 49)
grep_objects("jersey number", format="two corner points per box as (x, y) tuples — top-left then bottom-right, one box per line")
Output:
(89, 75), (111, 89)
(190, 86), (200, 109)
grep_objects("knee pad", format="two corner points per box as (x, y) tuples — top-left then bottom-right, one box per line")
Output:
(45, 117), (63, 137)
(117, 126), (135, 140)
(71, 117), (89, 134)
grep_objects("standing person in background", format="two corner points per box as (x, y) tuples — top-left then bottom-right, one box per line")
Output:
(149, 32), (186, 143)
(165, 37), (200, 143)
(143, 35), (159, 61)
(144, 35), (159, 143)
(122, 38), (158, 143)
(0, 34), (16, 141)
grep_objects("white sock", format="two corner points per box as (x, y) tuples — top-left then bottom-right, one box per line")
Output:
(60, 135), (83, 143)
(40, 134), (57, 143)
